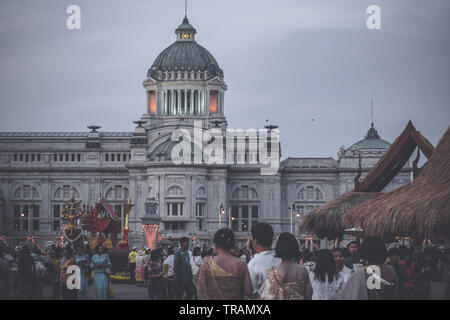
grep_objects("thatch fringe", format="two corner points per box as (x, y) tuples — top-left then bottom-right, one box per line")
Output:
(300, 192), (382, 240)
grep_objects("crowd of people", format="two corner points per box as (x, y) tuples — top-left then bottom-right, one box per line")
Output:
(130, 223), (450, 300)
(1, 223), (449, 300)
(0, 243), (112, 300)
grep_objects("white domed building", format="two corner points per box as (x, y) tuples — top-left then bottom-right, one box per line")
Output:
(0, 15), (411, 247)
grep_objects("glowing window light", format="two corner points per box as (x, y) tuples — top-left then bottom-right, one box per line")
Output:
(209, 91), (218, 113)
(148, 91), (157, 114)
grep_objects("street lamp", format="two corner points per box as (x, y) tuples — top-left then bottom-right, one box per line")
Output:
(219, 203), (225, 229)
(230, 214), (235, 230)
(295, 211), (301, 236)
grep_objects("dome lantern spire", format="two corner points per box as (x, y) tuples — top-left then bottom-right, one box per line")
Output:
(175, 13), (196, 42)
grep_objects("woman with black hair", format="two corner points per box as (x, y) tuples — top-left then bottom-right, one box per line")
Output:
(260, 232), (312, 300)
(194, 228), (252, 299)
(146, 249), (164, 300)
(304, 249), (345, 300)
(90, 245), (111, 300)
(333, 248), (353, 283)
(338, 236), (398, 300)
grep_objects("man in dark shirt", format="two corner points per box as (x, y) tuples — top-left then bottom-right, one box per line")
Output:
(173, 237), (194, 300)
(344, 241), (362, 269)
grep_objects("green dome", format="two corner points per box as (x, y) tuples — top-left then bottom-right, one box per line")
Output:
(149, 42), (222, 74)
(147, 16), (223, 79)
(351, 124), (391, 150)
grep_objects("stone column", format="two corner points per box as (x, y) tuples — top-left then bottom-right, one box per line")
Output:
(190, 89), (194, 115)
(163, 90), (167, 115)
(178, 89), (181, 115)
(198, 90), (202, 115)
(195, 90), (199, 115)
(201, 90), (205, 115)
(157, 89), (161, 115)
(184, 89), (187, 115)
(170, 90), (174, 115)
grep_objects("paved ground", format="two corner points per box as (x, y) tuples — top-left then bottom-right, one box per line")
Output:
(41, 283), (149, 300)
(108, 283), (148, 300)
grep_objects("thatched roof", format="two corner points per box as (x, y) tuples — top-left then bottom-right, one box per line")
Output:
(300, 192), (382, 240)
(344, 127), (450, 240)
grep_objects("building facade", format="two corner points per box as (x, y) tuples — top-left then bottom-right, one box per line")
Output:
(0, 16), (411, 246)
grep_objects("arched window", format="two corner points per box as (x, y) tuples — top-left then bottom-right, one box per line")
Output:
(104, 185), (129, 233)
(295, 186), (326, 222)
(196, 187), (207, 231)
(53, 185), (80, 200)
(230, 185), (260, 232)
(13, 185), (41, 232)
(13, 185), (40, 200)
(105, 185), (129, 201)
(296, 186), (323, 201)
(166, 186), (183, 197)
(51, 185), (80, 232)
(231, 186), (259, 200)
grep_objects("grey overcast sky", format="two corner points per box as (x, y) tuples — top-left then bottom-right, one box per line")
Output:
(0, 0), (449, 159)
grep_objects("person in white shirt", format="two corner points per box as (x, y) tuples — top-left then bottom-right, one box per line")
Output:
(190, 247), (203, 276)
(247, 222), (281, 298)
(304, 249), (346, 300)
(333, 248), (353, 284)
(163, 247), (175, 299)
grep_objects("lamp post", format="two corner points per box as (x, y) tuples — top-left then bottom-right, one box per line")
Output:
(295, 211), (301, 236)
(219, 203), (225, 230)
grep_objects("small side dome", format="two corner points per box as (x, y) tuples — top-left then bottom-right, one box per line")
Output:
(351, 124), (391, 150)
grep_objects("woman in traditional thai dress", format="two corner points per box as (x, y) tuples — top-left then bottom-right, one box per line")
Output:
(260, 233), (313, 300)
(135, 250), (146, 287)
(90, 245), (111, 300)
(194, 228), (252, 300)
(74, 245), (90, 300)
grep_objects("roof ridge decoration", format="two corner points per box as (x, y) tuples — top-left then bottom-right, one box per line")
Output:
(344, 126), (450, 240)
(353, 120), (435, 192)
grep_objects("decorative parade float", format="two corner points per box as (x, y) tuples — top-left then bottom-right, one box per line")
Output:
(60, 196), (89, 248)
